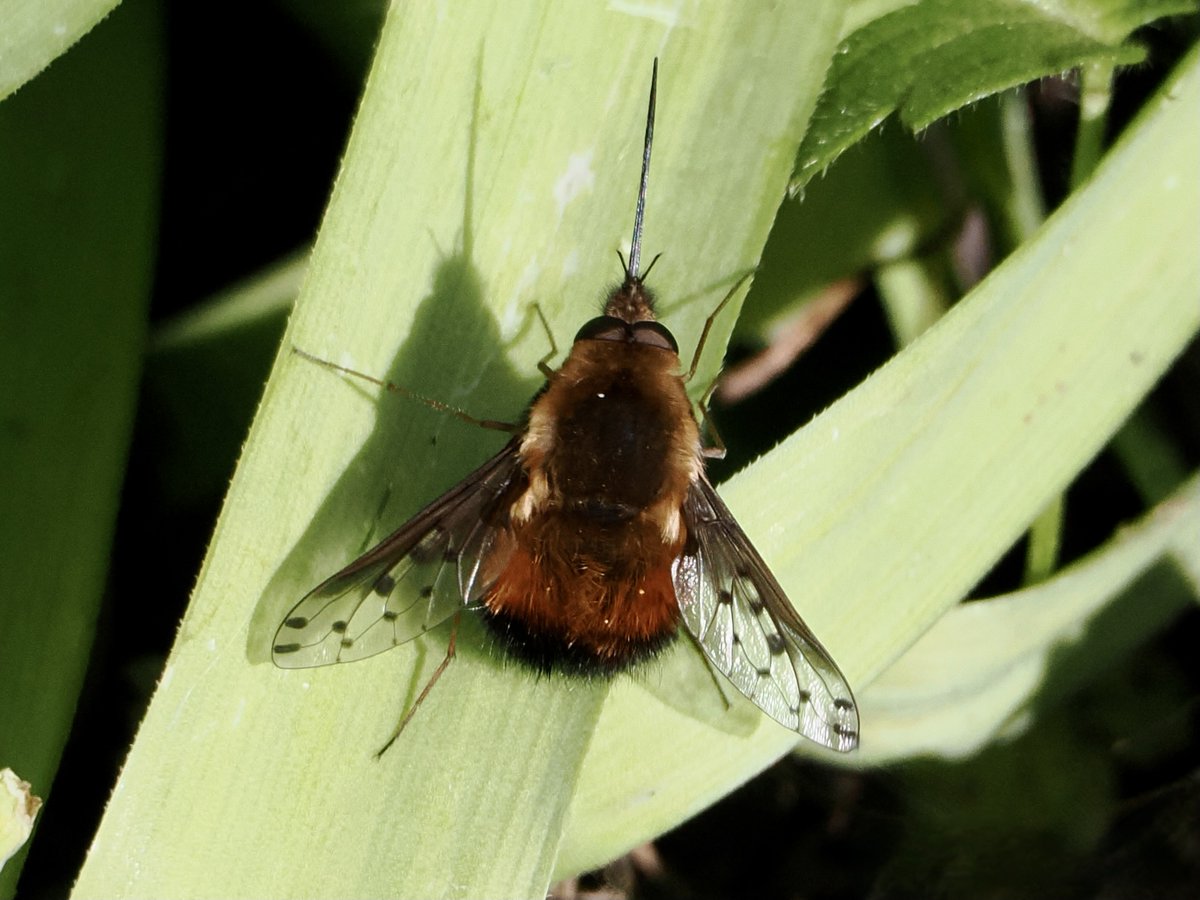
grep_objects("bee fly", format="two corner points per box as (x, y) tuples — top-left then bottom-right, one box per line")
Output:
(274, 60), (859, 753)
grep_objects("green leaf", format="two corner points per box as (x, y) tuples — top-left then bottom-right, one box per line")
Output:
(791, 0), (1195, 191)
(556, 45), (1200, 875)
(856, 476), (1199, 764)
(0, 0), (121, 101)
(71, 4), (847, 897)
(0, 0), (161, 893)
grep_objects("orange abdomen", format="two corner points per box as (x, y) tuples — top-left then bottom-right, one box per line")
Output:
(483, 511), (685, 671)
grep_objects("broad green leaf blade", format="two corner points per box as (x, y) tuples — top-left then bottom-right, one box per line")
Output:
(859, 475), (1199, 763)
(791, 0), (1194, 191)
(73, 4), (845, 898)
(0, 1), (160, 894)
(557, 45), (1200, 876)
(0, 0), (121, 100)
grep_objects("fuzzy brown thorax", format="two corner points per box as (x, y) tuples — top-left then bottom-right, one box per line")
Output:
(484, 305), (702, 668)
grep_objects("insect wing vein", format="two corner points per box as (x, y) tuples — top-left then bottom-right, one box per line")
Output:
(273, 441), (523, 668)
(675, 479), (859, 751)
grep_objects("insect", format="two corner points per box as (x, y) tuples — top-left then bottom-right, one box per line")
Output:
(274, 61), (859, 753)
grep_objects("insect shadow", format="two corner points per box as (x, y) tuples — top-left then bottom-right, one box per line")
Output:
(248, 239), (535, 679)
(247, 50), (535, 710)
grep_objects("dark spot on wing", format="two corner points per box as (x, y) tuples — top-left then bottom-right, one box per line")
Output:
(420, 585), (434, 598)
(374, 574), (395, 595)
(274, 643), (301, 654)
(340, 638), (354, 649)
(834, 698), (854, 711)
(382, 609), (399, 621)
(284, 616), (308, 629)
(766, 633), (785, 655)
(717, 589), (733, 605)
(331, 621), (348, 634)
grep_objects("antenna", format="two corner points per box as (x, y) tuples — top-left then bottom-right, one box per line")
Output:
(627, 58), (657, 281)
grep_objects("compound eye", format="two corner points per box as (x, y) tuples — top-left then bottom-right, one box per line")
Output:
(574, 315), (628, 343)
(631, 321), (679, 353)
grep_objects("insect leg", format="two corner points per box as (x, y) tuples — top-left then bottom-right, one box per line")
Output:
(532, 303), (559, 377)
(683, 270), (755, 384)
(697, 377), (727, 461)
(292, 346), (518, 433)
(375, 611), (462, 757)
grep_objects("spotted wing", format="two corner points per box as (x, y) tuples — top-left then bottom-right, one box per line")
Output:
(272, 439), (523, 668)
(674, 478), (859, 751)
